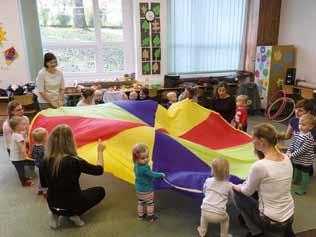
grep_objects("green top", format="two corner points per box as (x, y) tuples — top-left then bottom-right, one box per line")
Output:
(134, 163), (164, 193)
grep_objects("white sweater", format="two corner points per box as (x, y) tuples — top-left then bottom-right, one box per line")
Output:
(201, 177), (233, 215)
(240, 155), (294, 222)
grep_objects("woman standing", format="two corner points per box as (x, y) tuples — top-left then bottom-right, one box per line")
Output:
(36, 53), (65, 110)
(40, 125), (106, 228)
(233, 123), (295, 237)
(2, 101), (30, 155)
(209, 82), (236, 123)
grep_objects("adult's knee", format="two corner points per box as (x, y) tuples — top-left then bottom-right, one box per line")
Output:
(96, 186), (106, 200)
(233, 190), (257, 210)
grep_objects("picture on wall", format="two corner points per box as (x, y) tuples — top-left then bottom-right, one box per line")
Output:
(139, 2), (161, 76)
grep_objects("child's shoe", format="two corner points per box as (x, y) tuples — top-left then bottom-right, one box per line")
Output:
(146, 214), (158, 222)
(137, 214), (146, 220)
(22, 179), (34, 187)
(48, 211), (60, 229)
(69, 215), (85, 227)
(37, 190), (43, 195)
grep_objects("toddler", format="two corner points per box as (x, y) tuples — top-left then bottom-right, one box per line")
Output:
(31, 127), (48, 196)
(287, 114), (316, 195)
(197, 158), (233, 237)
(234, 95), (251, 132)
(94, 90), (104, 104)
(166, 91), (177, 108)
(9, 116), (35, 186)
(3, 101), (30, 155)
(133, 143), (165, 222)
(129, 91), (138, 100)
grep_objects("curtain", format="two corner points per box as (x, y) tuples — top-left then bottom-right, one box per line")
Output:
(168, 0), (248, 73)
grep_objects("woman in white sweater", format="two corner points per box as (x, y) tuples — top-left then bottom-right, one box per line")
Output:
(36, 53), (65, 110)
(233, 123), (295, 237)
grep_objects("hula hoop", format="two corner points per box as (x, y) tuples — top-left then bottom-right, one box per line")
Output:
(265, 90), (287, 120)
(266, 97), (295, 122)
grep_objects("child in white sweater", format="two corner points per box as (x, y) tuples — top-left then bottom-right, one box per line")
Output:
(197, 158), (233, 237)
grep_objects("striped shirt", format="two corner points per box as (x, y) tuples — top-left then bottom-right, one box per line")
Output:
(287, 131), (315, 166)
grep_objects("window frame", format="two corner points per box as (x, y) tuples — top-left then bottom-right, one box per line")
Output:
(39, 0), (134, 84)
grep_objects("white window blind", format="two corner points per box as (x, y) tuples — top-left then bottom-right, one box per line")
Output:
(168, 0), (248, 74)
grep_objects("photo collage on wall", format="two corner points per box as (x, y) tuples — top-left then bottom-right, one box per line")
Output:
(140, 2), (161, 75)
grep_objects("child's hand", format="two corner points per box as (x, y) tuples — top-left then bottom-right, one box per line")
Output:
(162, 173), (166, 178)
(97, 139), (106, 152)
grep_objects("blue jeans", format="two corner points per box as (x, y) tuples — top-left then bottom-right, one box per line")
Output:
(232, 191), (295, 237)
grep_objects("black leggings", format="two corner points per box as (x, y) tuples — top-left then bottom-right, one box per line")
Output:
(50, 187), (106, 216)
(11, 160), (35, 184)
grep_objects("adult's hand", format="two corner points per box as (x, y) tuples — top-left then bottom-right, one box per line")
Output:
(233, 184), (242, 192)
(50, 101), (58, 108)
(56, 100), (63, 107)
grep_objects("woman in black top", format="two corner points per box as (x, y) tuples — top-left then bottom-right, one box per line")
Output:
(209, 82), (236, 123)
(40, 124), (106, 228)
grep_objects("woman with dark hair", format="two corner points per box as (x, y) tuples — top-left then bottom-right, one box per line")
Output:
(233, 123), (295, 237)
(36, 53), (65, 110)
(209, 82), (236, 123)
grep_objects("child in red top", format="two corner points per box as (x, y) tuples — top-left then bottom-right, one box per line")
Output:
(234, 95), (251, 132)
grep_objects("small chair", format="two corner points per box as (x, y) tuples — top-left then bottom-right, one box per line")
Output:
(13, 94), (38, 117)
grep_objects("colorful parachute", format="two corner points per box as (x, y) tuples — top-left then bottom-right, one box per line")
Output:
(30, 99), (256, 194)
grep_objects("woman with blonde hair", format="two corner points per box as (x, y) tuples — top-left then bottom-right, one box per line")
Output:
(233, 123), (295, 237)
(40, 124), (106, 229)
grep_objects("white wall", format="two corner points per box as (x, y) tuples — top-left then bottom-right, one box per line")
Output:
(0, 0), (30, 88)
(279, 0), (316, 83)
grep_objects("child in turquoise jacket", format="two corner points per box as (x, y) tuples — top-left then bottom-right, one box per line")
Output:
(133, 143), (165, 222)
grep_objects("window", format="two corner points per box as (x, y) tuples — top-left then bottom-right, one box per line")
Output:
(37, 0), (134, 85)
(168, 0), (248, 74)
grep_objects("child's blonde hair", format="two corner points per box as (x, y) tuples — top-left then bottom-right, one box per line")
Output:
(9, 116), (24, 131)
(167, 91), (177, 102)
(300, 114), (316, 127)
(236, 94), (252, 106)
(95, 90), (103, 96)
(32, 127), (48, 143)
(45, 124), (77, 176)
(129, 91), (138, 100)
(211, 158), (230, 181)
(132, 143), (148, 163)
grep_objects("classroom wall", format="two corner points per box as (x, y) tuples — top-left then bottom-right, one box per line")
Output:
(279, 0), (316, 83)
(0, 0), (31, 88)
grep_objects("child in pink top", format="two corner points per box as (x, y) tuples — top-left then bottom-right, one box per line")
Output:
(2, 101), (30, 155)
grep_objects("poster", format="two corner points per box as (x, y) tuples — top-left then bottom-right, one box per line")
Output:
(139, 2), (161, 76)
